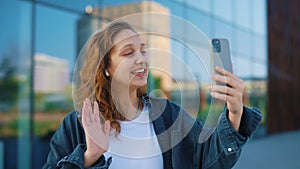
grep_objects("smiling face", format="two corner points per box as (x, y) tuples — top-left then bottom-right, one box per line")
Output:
(107, 29), (149, 90)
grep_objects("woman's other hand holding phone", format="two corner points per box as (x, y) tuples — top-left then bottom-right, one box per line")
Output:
(210, 66), (244, 131)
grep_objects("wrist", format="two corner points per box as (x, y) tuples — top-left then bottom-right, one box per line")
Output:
(84, 150), (103, 167)
(228, 107), (243, 131)
(86, 148), (104, 156)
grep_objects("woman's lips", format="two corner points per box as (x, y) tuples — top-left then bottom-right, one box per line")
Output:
(131, 68), (147, 78)
(132, 68), (145, 74)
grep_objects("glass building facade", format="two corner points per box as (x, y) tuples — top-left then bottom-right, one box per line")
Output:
(0, 0), (267, 168)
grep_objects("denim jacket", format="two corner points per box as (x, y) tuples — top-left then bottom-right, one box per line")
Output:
(43, 96), (262, 169)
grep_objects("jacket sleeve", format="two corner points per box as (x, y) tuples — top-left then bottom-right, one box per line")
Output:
(196, 106), (262, 169)
(42, 111), (111, 169)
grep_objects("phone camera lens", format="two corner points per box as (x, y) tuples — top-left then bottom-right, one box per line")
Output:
(212, 39), (220, 44)
(212, 39), (221, 53)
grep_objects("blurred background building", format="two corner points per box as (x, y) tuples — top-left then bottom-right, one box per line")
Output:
(0, 0), (298, 169)
(267, 0), (300, 134)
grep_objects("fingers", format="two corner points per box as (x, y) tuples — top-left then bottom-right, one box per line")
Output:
(210, 85), (233, 102)
(209, 85), (237, 96)
(82, 99), (92, 126)
(210, 85), (243, 102)
(211, 74), (242, 89)
(103, 120), (111, 137)
(212, 67), (243, 89)
(214, 66), (240, 82)
(93, 101), (101, 123)
(210, 74), (244, 101)
(211, 66), (243, 98)
(82, 98), (101, 126)
(86, 98), (94, 123)
(210, 67), (244, 115)
(210, 91), (236, 103)
(82, 98), (109, 130)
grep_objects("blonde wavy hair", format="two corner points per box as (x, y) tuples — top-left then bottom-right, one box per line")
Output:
(74, 21), (147, 133)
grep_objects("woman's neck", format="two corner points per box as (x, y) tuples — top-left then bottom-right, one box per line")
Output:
(113, 87), (141, 120)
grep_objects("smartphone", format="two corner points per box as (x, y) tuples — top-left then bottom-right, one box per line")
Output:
(198, 38), (234, 143)
(210, 38), (233, 85)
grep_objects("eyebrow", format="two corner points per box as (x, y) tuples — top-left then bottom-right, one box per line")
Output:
(119, 43), (146, 51)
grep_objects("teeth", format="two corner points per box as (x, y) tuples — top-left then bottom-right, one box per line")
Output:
(134, 68), (145, 74)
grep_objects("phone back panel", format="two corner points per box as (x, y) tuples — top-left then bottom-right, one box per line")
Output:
(210, 38), (233, 73)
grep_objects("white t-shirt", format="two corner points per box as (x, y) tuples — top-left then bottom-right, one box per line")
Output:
(104, 106), (163, 169)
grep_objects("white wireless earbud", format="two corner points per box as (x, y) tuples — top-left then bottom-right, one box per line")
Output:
(105, 70), (110, 77)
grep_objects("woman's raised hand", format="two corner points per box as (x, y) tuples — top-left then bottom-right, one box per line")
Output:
(82, 98), (110, 167)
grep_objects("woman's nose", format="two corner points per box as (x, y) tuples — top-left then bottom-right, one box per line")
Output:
(135, 51), (148, 65)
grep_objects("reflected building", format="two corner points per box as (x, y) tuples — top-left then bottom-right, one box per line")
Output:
(34, 53), (69, 93)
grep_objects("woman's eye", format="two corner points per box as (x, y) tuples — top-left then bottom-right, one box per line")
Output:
(124, 52), (134, 56)
(141, 50), (147, 54)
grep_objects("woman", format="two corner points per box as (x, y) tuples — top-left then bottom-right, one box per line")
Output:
(43, 21), (262, 169)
